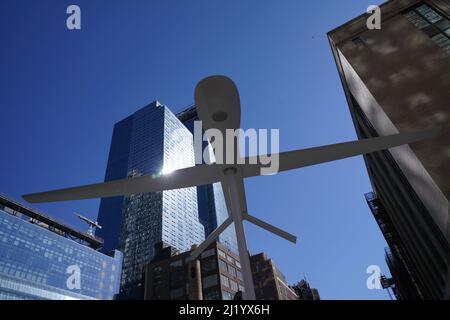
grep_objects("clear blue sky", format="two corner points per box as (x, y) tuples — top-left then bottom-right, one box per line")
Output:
(0, 0), (390, 299)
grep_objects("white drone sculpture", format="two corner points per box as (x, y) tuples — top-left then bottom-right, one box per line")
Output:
(23, 75), (438, 300)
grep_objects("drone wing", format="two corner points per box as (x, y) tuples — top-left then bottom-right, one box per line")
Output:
(242, 128), (439, 177)
(23, 164), (222, 203)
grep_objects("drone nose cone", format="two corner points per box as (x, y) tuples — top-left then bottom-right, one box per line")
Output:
(195, 75), (241, 133)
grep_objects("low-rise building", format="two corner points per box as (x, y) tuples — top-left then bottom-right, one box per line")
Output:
(291, 279), (321, 300)
(144, 241), (244, 300)
(250, 253), (299, 300)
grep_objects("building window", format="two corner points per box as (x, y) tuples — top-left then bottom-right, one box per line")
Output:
(217, 249), (226, 259)
(229, 279), (238, 292)
(204, 290), (220, 300)
(404, 11), (430, 29)
(222, 290), (233, 300)
(226, 255), (234, 264)
(203, 275), (218, 289)
(202, 257), (217, 273)
(201, 248), (216, 259)
(431, 33), (450, 48)
(416, 3), (443, 23)
(227, 265), (236, 277)
(220, 275), (230, 288)
(218, 259), (227, 272)
(403, 2), (450, 52)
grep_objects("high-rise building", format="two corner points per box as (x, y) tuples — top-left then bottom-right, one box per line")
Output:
(365, 192), (423, 299)
(96, 101), (205, 298)
(0, 194), (122, 300)
(328, 0), (450, 299)
(176, 106), (238, 253)
(144, 241), (244, 300)
(250, 253), (299, 300)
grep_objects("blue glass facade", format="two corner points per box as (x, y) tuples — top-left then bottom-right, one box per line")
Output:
(96, 101), (205, 297)
(177, 107), (238, 254)
(0, 207), (122, 300)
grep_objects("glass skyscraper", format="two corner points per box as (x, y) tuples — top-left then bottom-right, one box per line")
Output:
(0, 195), (122, 300)
(177, 106), (238, 254)
(96, 101), (205, 298)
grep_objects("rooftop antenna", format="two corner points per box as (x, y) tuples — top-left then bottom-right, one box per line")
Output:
(23, 75), (439, 300)
(75, 212), (102, 237)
